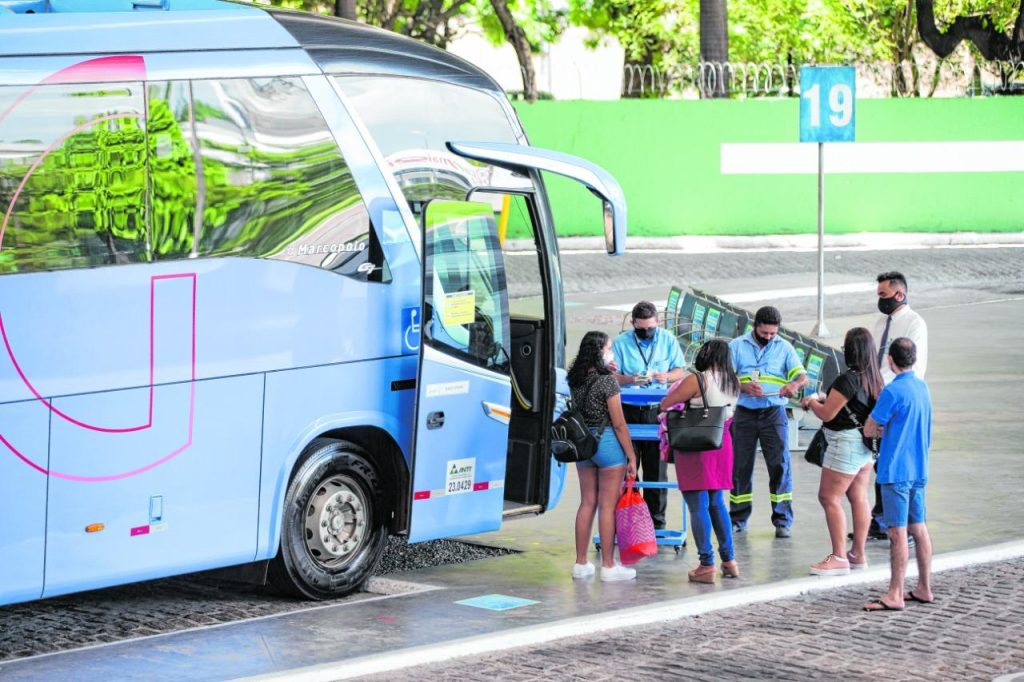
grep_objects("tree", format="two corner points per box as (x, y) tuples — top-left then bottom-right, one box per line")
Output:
(700, 0), (729, 96)
(274, 0), (476, 48)
(570, 0), (697, 97)
(335, 0), (357, 20)
(474, 0), (565, 102)
(916, 0), (1024, 62)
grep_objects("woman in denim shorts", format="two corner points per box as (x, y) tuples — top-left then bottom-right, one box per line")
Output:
(801, 327), (883, 576)
(568, 331), (638, 582)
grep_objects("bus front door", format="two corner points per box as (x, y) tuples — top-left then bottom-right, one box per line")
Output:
(408, 201), (512, 543)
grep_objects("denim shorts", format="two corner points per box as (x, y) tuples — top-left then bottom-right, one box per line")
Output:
(822, 428), (874, 475)
(577, 428), (627, 469)
(881, 480), (927, 529)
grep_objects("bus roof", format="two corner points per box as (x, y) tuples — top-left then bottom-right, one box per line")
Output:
(0, 0), (502, 93)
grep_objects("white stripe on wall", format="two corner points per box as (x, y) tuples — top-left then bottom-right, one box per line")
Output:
(721, 141), (1024, 175)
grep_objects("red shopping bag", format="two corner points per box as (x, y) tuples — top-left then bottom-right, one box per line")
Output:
(615, 477), (657, 565)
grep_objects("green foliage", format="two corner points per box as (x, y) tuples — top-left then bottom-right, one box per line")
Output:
(569, 0), (698, 67)
(730, 0), (859, 64)
(472, 0), (566, 53)
(934, 0), (1019, 35)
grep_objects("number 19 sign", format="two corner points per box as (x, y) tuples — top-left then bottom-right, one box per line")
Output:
(799, 66), (855, 143)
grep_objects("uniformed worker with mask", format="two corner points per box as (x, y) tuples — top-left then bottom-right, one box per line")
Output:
(611, 301), (686, 530)
(729, 305), (807, 538)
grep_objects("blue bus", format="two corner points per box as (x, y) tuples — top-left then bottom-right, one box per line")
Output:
(0, 0), (626, 605)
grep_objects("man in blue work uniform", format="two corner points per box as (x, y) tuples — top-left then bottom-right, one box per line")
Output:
(729, 306), (807, 538)
(612, 301), (686, 529)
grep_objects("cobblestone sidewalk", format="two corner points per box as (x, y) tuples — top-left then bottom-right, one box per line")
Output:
(365, 557), (1024, 682)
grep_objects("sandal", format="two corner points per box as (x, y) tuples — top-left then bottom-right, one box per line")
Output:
(907, 591), (935, 604)
(863, 598), (904, 612)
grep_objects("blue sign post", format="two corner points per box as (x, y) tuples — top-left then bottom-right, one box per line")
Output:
(799, 66), (856, 338)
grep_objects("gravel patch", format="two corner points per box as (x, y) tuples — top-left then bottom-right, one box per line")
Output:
(375, 537), (517, 576)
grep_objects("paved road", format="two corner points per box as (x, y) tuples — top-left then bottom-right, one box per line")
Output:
(507, 246), (1024, 318)
(366, 557), (1024, 682)
(555, 246), (1023, 298)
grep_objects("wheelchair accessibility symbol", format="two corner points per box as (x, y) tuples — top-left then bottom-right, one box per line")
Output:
(403, 306), (421, 353)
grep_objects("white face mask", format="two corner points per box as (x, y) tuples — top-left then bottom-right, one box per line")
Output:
(603, 351), (614, 366)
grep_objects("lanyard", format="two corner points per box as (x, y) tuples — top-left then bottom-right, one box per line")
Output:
(633, 334), (653, 371)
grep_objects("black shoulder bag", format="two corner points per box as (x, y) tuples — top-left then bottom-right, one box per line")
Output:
(804, 397), (878, 468)
(666, 373), (727, 452)
(551, 376), (609, 463)
(843, 402), (880, 458)
(804, 429), (827, 467)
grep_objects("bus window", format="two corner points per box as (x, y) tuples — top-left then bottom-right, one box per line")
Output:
(424, 200), (510, 373)
(147, 80), (199, 260)
(0, 81), (147, 273)
(332, 76), (522, 217)
(189, 77), (390, 282)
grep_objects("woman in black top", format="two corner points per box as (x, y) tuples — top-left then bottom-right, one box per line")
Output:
(801, 327), (884, 576)
(567, 331), (638, 582)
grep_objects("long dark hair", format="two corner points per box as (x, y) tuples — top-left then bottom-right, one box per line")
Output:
(568, 331), (610, 389)
(694, 338), (740, 395)
(843, 327), (884, 399)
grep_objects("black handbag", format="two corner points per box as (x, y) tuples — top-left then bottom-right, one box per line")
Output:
(551, 377), (608, 463)
(666, 373), (727, 452)
(804, 428), (827, 467)
(843, 404), (880, 457)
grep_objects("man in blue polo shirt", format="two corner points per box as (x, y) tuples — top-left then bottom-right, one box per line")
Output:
(862, 337), (933, 611)
(729, 306), (807, 538)
(612, 300), (686, 529)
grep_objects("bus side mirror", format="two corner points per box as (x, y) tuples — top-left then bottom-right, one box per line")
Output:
(603, 200), (615, 255)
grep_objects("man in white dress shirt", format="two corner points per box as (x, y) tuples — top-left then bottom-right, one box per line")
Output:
(874, 272), (928, 384)
(868, 271), (928, 538)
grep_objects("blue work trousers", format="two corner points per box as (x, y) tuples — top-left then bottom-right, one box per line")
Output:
(729, 405), (793, 529)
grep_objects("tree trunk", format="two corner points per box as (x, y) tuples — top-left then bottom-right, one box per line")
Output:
(890, 0), (918, 97)
(916, 0), (1024, 62)
(699, 0), (729, 98)
(490, 0), (537, 102)
(334, 0), (357, 21)
(622, 49), (659, 98)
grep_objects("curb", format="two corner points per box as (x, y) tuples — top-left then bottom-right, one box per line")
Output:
(241, 538), (1024, 681)
(504, 232), (1024, 253)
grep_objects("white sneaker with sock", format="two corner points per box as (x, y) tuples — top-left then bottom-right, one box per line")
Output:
(600, 563), (637, 582)
(572, 562), (595, 579)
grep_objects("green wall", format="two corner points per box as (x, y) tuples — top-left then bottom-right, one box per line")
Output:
(511, 99), (1024, 237)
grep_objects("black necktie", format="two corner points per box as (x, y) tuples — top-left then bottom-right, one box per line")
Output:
(877, 315), (892, 366)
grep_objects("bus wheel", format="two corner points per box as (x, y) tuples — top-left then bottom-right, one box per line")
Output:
(269, 438), (388, 600)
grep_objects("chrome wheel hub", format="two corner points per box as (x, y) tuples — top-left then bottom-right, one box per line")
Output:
(304, 476), (368, 567)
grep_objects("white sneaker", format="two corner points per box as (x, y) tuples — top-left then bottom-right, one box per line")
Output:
(571, 562), (595, 579)
(600, 563), (637, 582)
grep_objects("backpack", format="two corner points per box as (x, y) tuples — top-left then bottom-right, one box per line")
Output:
(551, 376), (608, 463)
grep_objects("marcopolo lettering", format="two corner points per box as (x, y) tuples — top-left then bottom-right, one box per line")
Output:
(296, 242), (367, 256)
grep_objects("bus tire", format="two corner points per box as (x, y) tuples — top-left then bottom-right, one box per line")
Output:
(269, 438), (388, 600)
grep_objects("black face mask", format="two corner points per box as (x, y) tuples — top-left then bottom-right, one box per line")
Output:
(634, 326), (656, 341)
(754, 333), (771, 347)
(877, 295), (904, 316)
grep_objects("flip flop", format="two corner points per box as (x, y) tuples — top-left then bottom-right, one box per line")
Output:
(863, 599), (904, 612)
(907, 591), (935, 604)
